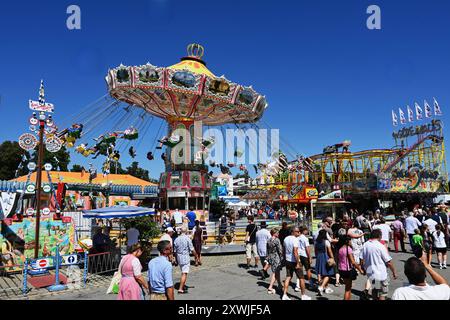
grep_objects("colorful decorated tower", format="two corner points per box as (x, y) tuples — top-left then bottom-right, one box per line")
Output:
(106, 44), (268, 216)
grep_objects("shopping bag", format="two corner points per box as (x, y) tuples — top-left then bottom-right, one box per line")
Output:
(106, 271), (122, 294)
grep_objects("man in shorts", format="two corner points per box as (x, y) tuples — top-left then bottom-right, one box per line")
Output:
(360, 229), (398, 300)
(282, 227), (311, 300)
(296, 226), (314, 290)
(245, 216), (259, 268)
(173, 227), (196, 294)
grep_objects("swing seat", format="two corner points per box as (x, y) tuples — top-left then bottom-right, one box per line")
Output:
(234, 150), (244, 158)
(164, 135), (183, 148)
(123, 133), (139, 140)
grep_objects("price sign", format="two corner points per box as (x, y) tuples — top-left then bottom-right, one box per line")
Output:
(42, 184), (52, 193)
(25, 184), (36, 194)
(26, 208), (35, 216)
(42, 207), (51, 216)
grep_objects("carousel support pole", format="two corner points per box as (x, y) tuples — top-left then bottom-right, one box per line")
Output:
(34, 119), (45, 259)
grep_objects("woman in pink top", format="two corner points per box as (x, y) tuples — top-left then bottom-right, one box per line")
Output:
(337, 236), (365, 300)
(117, 244), (149, 300)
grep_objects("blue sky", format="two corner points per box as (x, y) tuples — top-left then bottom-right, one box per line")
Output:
(0, 0), (449, 179)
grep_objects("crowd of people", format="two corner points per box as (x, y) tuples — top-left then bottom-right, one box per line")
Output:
(116, 207), (205, 300)
(243, 204), (450, 300)
(114, 204), (450, 300)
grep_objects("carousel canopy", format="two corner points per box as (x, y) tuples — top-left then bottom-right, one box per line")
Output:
(82, 205), (155, 219)
(106, 44), (268, 126)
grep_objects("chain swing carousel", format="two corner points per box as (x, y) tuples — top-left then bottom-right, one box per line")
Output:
(105, 44), (268, 220)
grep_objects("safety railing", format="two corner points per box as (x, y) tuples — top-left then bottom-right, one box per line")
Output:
(85, 250), (121, 286)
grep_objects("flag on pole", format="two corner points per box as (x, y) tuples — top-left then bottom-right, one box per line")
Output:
(407, 105), (414, 122)
(38, 80), (45, 105)
(415, 102), (423, 120)
(424, 100), (432, 118)
(399, 108), (406, 124)
(391, 110), (398, 126)
(433, 98), (443, 116)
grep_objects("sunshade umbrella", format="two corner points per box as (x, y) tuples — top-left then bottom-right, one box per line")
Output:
(82, 205), (156, 219)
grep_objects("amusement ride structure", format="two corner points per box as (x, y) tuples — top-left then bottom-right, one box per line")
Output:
(104, 44), (268, 215)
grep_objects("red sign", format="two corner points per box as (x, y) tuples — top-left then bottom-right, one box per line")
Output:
(62, 216), (72, 223)
(37, 259), (48, 268)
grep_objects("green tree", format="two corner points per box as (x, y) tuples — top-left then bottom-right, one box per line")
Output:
(71, 164), (85, 172)
(0, 141), (29, 180)
(31, 146), (71, 172)
(111, 161), (126, 175)
(126, 161), (150, 181)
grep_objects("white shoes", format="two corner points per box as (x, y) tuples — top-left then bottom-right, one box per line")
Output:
(318, 287), (333, 295)
(282, 294), (291, 300)
(301, 294), (312, 300)
(294, 286), (301, 292)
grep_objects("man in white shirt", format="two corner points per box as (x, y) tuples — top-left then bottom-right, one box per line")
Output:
(160, 227), (175, 262)
(423, 214), (438, 233)
(373, 218), (392, 250)
(295, 226), (313, 291)
(360, 229), (398, 300)
(405, 212), (422, 251)
(172, 209), (183, 226)
(392, 256), (450, 300)
(160, 227), (174, 246)
(282, 227), (311, 301)
(255, 221), (272, 278)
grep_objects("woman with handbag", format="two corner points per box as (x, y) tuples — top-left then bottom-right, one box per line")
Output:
(117, 243), (149, 300)
(315, 229), (336, 296)
(338, 236), (365, 300)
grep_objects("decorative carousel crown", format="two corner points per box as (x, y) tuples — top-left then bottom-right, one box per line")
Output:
(187, 43), (204, 60)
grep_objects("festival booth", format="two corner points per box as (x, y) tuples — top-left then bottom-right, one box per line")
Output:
(82, 205), (156, 251)
(310, 189), (350, 233)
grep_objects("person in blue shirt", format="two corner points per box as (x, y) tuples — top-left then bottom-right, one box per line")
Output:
(186, 207), (197, 230)
(147, 240), (175, 300)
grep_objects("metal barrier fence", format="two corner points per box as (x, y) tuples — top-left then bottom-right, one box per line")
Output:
(0, 249), (122, 299)
(86, 250), (121, 280)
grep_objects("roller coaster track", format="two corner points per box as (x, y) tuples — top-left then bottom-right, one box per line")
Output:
(381, 134), (443, 173)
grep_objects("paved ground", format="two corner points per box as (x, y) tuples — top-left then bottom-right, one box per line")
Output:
(25, 245), (450, 301)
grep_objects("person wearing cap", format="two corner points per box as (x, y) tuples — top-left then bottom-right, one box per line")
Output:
(173, 226), (196, 294)
(256, 221), (271, 279)
(160, 227), (175, 263)
(148, 240), (175, 300)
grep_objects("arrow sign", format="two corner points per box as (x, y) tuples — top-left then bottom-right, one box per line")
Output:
(61, 254), (78, 266)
